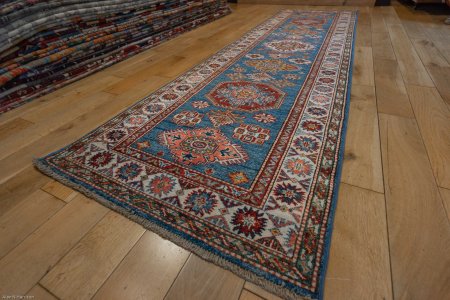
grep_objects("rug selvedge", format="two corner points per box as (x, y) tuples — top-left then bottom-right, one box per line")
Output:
(35, 10), (357, 300)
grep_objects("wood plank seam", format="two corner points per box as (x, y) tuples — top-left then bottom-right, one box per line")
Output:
(379, 112), (450, 299)
(373, 80), (397, 300)
(369, 22), (396, 297)
(38, 188), (72, 204)
(408, 38), (450, 104)
(238, 286), (245, 300)
(405, 84), (450, 190)
(244, 289), (269, 300)
(30, 283), (61, 300)
(340, 181), (385, 195)
(387, 23), (434, 87)
(380, 14), (449, 191)
(89, 232), (147, 299)
(38, 211), (147, 299)
(90, 230), (187, 299)
(397, 10), (450, 66)
(369, 11), (405, 293)
(242, 289), (265, 300)
(32, 212), (110, 294)
(437, 188), (450, 228)
(162, 253), (192, 300)
(0, 195), (66, 260)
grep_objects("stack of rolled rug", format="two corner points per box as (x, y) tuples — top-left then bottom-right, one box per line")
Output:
(0, 0), (231, 113)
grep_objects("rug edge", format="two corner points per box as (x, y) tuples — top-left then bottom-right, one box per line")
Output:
(31, 9), (360, 300)
(315, 9), (359, 300)
(33, 157), (313, 300)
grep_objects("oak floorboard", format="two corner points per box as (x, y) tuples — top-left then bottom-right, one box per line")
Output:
(425, 65), (450, 107)
(240, 290), (264, 300)
(0, 118), (34, 140)
(352, 47), (375, 86)
(379, 114), (450, 300)
(373, 59), (414, 118)
(341, 84), (384, 193)
(101, 45), (188, 79)
(379, 6), (402, 25)
(104, 20), (249, 81)
(406, 85), (450, 189)
(41, 180), (77, 203)
(40, 212), (145, 300)
(160, 52), (214, 78)
(411, 38), (450, 68)
(0, 92), (115, 161)
(243, 282), (282, 300)
(0, 190), (64, 259)
(390, 2), (450, 63)
(393, 5), (430, 40)
(0, 84), (167, 184)
(356, 24), (372, 47)
(165, 255), (244, 300)
(0, 93), (57, 127)
(22, 76), (122, 125)
(103, 9), (248, 76)
(93, 231), (189, 300)
(0, 166), (52, 217)
(439, 188), (450, 223)
(0, 98), (49, 127)
(26, 285), (58, 300)
(387, 24), (434, 87)
(0, 195), (108, 295)
(355, 8), (372, 47)
(105, 72), (173, 96)
(344, 0), (375, 5)
(409, 34), (450, 107)
(371, 7), (388, 33)
(371, 31), (396, 61)
(198, 20), (251, 45)
(0, 73), (122, 127)
(401, 19), (427, 40)
(371, 9), (396, 61)
(109, 13), (245, 74)
(421, 22), (450, 64)
(324, 183), (393, 300)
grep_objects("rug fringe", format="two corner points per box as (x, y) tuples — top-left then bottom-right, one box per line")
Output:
(33, 158), (312, 300)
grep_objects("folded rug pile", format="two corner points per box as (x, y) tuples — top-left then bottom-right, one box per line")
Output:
(0, 0), (230, 113)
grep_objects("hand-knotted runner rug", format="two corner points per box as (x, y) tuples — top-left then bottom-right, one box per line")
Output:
(35, 10), (357, 300)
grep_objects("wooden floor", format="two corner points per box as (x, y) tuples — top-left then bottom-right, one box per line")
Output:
(1, 2), (449, 300)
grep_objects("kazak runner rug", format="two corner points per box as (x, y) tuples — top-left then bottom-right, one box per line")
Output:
(35, 10), (357, 300)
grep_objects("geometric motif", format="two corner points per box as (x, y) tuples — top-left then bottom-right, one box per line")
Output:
(229, 171), (250, 185)
(172, 110), (203, 127)
(207, 110), (244, 127)
(192, 101), (210, 109)
(232, 124), (270, 145)
(273, 181), (306, 205)
(265, 40), (314, 53)
(206, 81), (285, 112)
(183, 189), (218, 216)
(231, 207), (267, 238)
(158, 128), (248, 165)
(283, 156), (314, 181)
(253, 113), (276, 123)
(245, 59), (298, 73)
(143, 173), (181, 198)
